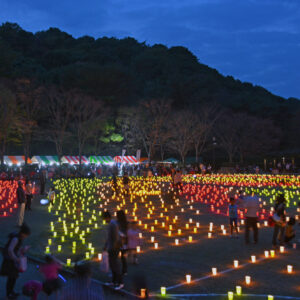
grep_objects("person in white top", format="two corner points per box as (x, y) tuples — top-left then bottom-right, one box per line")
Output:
(242, 193), (260, 244)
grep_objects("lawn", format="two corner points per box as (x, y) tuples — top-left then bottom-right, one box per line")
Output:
(1, 174), (300, 299)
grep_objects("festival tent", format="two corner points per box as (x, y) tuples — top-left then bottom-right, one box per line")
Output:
(4, 156), (32, 165)
(31, 156), (59, 165)
(139, 157), (149, 163)
(114, 156), (138, 164)
(163, 158), (179, 164)
(61, 156), (89, 164)
(89, 156), (114, 164)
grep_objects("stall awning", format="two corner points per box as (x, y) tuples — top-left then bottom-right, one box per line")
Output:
(114, 156), (138, 164)
(61, 156), (89, 164)
(4, 156), (32, 165)
(89, 156), (114, 164)
(31, 156), (59, 165)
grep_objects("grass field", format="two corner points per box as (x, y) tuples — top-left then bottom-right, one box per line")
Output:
(1, 175), (300, 299)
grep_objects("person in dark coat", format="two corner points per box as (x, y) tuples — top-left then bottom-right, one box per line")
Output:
(1, 224), (31, 299)
(16, 181), (26, 226)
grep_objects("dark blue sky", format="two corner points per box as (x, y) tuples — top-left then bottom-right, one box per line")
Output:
(1, 0), (299, 99)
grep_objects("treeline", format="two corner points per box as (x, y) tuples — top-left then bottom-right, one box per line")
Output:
(0, 22), (300, 164)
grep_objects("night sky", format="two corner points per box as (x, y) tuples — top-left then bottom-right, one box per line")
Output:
(1, 0), (299, 99)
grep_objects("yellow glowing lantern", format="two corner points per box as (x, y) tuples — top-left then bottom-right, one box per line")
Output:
(236, 286), (242, 295)
(188, 236), (193, 242)
(45, 246), (50, 254)
(168, 231), (172, 236)
(178, 229), (182, 235)
(270, 250), (275, 257)
(48, 239), (52, 245)
(151, 226), (154, 232)
(58, 245), (62, 252)
(161, 287), (166, 296)
(228, 291), (233, 300)
(268, 296), (274, 300)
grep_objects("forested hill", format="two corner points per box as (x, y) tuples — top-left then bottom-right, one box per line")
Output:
(1, 22), (300, 154)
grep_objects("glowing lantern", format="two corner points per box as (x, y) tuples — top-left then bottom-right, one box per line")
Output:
(287, 265), (293, 273)
(264, 251), (269, 258)
(208, 232), (212, 238)
(140, 289), (146, 298)
(57, 245), (62, 252)
(175, 239), (179, 245)
(270, 250), (275, 257)
(245, 276), (251, 285)
(268, 296), (274, 300)
(139, 233), (143, 238)
(151, 236), (155, 243)
(228, 291), (233, 300)
(280, 246), (285, 253)
(137, 246), (141, 253)
(212, 268), (217, 276)
(234, 260), (239, 268)
(186, 274), (191, 283)
(251, 255), (256, 263)
(188, 236), (193, 242)
(67, 258), (71, 266)
(168, 231), (172, 237)
(154, 243), (158, 249)
(98, 253), (102, 261)
(196, 222), (200, 228)
(236, 286), (242, 295)
(161, 287), (166, 296)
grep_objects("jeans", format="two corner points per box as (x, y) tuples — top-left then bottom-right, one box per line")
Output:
(108, 250), (122, 285)
(245, 217), (258, 244)
(272, 224), (285, 246)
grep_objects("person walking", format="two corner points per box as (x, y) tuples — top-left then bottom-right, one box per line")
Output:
(243, 193), (260, 244)
(117, 210), (128, 275)
(103, 211), (123, 290)
(25, 179), (33, 211)
(0, 224), (31, 299)
(272, 194), (286, 247)
(16, 181), (26, 226)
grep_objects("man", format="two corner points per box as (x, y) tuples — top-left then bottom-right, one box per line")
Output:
(16, 181), (26, 226)
(242, 193), (260, 244)
(103, 211), (123, 290)
(25, 180), (33, 210)
(60, 262), (104, 300)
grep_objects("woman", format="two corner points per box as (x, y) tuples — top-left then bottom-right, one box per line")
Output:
(1, 224), (31, 299)
(272, 194), (286, 247)
(117, 210), (128, 275)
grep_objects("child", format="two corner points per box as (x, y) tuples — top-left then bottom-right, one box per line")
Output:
(40, 255), (62, 297)
(229, 197), (238, 238)
(284, 217), (296, 246)
(22, 280), (43, 300)
(127, 222), (140, 264)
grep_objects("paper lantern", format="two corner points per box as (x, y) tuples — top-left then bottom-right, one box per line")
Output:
(293, 243), (297, 249)
(228, 291), (233, 300)
(236, 285), (242, 295)
(140, 289), (146, 298)
(98, 253), (102, 261)
(154, 243), (158, 249)
(270, 250), (275, 257)
(280, 246), (285, 253)
(264, 251), (269, 258)
(57, 245), (62, 252)
(151, 236), (155, 243)
(245, 276), (251, 285)
(139, 233), (143, 238)
(251, 255), (256, 263)
(67, 258), (71, 266)
(196, 222), (200, 228)
(268, 296), (274, 300)
(234, 260), (239, 268)
(287, 265), (293, 273)
(212, 268), (217, 276)
(186, 274), (191, 283)
(208, 232), (212, 238)
(175, 239), (179, 245)
(137, 246), (141, 253)
(161, 287), (166, 296)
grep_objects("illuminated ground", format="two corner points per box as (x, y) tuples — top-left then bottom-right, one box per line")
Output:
(0, 175), (300, 299)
